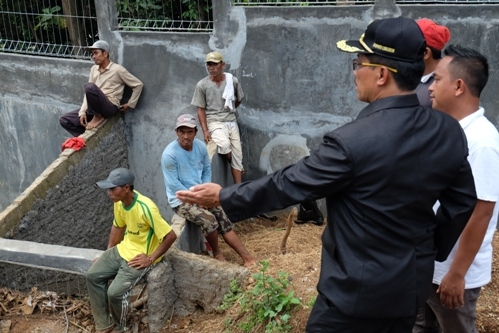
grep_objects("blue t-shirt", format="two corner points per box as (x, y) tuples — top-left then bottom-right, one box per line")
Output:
(161, 138), (211, 207)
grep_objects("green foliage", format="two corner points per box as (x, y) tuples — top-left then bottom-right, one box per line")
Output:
(34, 6), (67, 31)
(116, 0), (162, 19)
(307, 295), (316, 307)
(219, 260), (302, 333)
(219, 278), (244, 311)
(182, 0), (199, 20)
(116, 0), (212, 31)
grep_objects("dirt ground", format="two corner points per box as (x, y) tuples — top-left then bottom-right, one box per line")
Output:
(1, 215), (498, 333)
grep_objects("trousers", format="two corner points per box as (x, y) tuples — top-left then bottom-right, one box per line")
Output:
(306, 293), (416, 333)
(85, 247), (145, 332)
(59, 82), (119, 136)
(412, 284), (481, 333)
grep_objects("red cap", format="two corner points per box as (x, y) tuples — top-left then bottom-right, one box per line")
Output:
(417, 19), (451, 51)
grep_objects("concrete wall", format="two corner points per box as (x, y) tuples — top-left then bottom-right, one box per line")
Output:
(123, 1), (499, 221)
(0, 55), (89, 211)
(1, 0), (499, 222)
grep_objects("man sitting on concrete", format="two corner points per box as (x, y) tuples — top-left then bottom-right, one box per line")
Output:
(59, 40), (144, 137)
(161, 114), (255, 266)
(87, 168), (177, 333)
(191, 51), (245, 184)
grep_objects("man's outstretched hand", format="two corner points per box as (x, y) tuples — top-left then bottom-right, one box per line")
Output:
(176, 183), (223, 208)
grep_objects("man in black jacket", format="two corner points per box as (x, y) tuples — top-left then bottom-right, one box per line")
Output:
(176, 17), (476, 333)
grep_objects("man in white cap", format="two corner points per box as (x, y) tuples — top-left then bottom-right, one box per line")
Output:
(161, 114), (255, 266)
(176, 17), (476, 332)
(191, 51), (245, 184)
(87, 167), (176, 333)
(59, 40), (144, 136)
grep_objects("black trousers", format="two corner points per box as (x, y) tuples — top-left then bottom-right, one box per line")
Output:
(305, 293), (416, 333)
(59, 82), (118, 136)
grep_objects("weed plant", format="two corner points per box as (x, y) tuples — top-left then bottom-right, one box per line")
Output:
(220, 260), (301, 333)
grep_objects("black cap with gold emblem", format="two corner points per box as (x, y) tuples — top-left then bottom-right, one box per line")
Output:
(337, 17), (426, 63)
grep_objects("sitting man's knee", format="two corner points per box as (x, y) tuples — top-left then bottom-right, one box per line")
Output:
(217, 141), (231, 154)
(85, 269), (98, 283)
(107, 281), (132, 301)
(59, 114), (67, 125)
(84, 82), (98, 92)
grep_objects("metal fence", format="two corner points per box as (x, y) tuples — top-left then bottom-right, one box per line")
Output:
(397, 0), (499, 2)
(233, 0), (497, 4)
(0, 0), (213, 59)
(1, 0), (498, 58)
(0, 0), (97, 59)
(232, 0), (374, 5)
(116, 0), (213, 32)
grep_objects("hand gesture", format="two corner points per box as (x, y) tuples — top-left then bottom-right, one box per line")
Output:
(176, 183), (222, 208)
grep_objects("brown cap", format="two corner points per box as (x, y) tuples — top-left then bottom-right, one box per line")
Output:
(205, 51), (224, 63)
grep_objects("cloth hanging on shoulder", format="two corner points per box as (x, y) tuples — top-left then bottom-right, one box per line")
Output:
(222, 72), (235, 110)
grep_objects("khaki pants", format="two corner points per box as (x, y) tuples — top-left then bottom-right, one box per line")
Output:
(208, 121), (244, 171)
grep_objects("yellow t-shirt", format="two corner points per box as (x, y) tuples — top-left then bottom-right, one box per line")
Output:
(114, 191), (172, 263)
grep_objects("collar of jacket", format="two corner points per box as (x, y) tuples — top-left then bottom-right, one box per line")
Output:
(356, 94), (420, 120)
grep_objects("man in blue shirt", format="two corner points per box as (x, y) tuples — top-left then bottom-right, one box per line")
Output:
(161, 114), (255, 267)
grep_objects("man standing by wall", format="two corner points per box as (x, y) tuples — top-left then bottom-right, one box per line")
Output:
(176, 17), (476, 332)
(59, 40), (144, 136)
(191, 51), (245, 184)
(161, 114), (255, 266)
(414, 19), (451, 107)
(87, 168), (177, 333)
(413, 45), (499, 333)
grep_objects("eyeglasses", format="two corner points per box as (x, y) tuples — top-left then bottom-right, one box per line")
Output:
(352, 60), (398, 73)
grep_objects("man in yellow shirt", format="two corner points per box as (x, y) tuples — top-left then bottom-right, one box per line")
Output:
(59, 40), (143, 136)
(86, 168), (177, 333)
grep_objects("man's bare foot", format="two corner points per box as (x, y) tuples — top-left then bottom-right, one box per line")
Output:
(214, 252), (226, 261)
(243, 257), (256, 267)
(86, 114), (105, 130)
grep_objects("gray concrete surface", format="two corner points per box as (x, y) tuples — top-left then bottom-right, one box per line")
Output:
(0, 238), (102, 274)
(0, 54), (91, 211)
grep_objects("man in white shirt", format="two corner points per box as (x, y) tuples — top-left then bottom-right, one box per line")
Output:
(413, 44), (499, 333)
